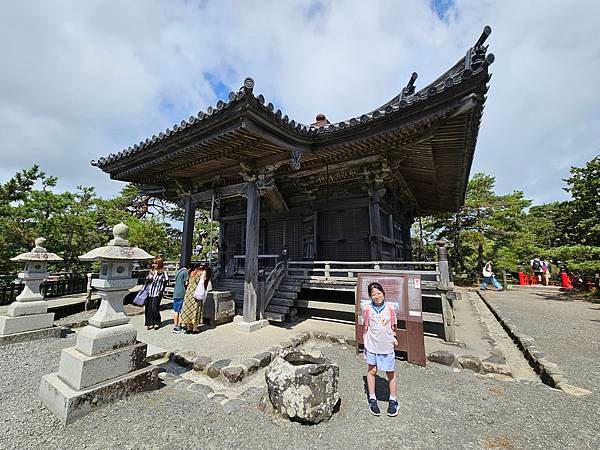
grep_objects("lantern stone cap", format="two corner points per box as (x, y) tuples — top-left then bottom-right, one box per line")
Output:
(79, 223), (154, 262)
(10, 237), (63, 262)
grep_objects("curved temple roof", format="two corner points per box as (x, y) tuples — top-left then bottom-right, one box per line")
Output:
(92, 26), (495, 213)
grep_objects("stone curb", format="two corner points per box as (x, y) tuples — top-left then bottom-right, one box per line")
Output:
(146, 351), (169, 363)
(167, 331), (356, 385)
(477, 291), (566, 390)
(426, 350), (511, 377)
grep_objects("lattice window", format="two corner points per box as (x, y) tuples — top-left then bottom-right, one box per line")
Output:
(319, 208), (369, 240)
(380, 210), (391, 238)
(318, 240), (369, 261)
(317, 207), (369, 261)
(223, 221), (243, 255)
(265, 218), (304, 259)
(287, 218), (304, 259)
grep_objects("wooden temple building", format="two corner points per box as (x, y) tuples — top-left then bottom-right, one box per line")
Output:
(92, 27), (494, 339)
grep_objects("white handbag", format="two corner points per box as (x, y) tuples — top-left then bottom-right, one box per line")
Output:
(193, 279), (206, 302)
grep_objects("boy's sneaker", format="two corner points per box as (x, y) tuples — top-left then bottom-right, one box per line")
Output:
(387, 399), (399, 417)
(172, 326), (183, 334)
(368, 398), (381, 416)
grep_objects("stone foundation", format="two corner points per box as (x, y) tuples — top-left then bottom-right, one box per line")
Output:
(40, 364), (159, 425)
(0, 326), (63, 346)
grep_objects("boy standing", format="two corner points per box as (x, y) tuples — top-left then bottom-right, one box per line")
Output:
(172, 263), (190, 333)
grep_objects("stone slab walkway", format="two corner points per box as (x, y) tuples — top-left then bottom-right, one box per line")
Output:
(479, 288), (600, 394)
(131, 309), (356, 362)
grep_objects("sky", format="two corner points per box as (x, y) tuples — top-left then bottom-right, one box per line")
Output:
(0, 0), (599, 205)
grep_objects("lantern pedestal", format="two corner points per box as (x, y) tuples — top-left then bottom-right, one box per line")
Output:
(0, 240), (63, 344)
(39, 365), (158, 425)
(39, 279), (160, 425)
(39, 223), (158, 425)
(0, 273), (54, 337)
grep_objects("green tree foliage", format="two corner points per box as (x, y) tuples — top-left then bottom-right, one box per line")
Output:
(193, 209), (219, 260)
(563, 156), (599, 247)
(417, 155), (600, 277)
(0, 166), (183, 273)
(419, 173), (530, 274)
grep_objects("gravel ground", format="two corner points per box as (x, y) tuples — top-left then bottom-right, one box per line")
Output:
(53, 310), (96, 327)
(1, 335), (599, 449)
(480, 289), (600, 393)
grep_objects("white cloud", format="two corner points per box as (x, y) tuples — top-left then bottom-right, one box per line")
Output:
(0, 0), (598, 204)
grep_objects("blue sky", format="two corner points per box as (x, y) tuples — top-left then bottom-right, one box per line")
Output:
(431, 0), (454, 20)
(0, 0), (598, 206)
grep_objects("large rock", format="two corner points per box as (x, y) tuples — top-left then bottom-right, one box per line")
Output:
(241, 358), (260, 374)
(170, 351), (198, 369)
(193, 356), (212, 372)
(428, 350), (457, 367)
(222, 365), (245, 383)
(457, 355), (483, 373)
(253, 352), (272, 368)
(206, 359), (231, 378)
(265, 348), (339, 424)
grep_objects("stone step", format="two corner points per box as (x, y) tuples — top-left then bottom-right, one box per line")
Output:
(217, 288), (243, 297)
(278, 283), (302, 292)
(264, 311), (285, 322)
(272, 290), (297, 299)
(215, 283), (244, 290)
(269, 297), (295, 307)
(265, 304), (291, 314)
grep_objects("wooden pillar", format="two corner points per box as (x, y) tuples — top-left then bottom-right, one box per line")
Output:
(180, 196), (196, 267)
(368, 192), (382, 261)
(243, 180), (260, 322)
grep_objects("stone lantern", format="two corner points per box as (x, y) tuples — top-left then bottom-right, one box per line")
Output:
(40, 223), (159, 425)
(0, 237), (63, 343)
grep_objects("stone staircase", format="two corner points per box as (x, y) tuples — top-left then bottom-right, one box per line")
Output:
(212, 277), (302, 323)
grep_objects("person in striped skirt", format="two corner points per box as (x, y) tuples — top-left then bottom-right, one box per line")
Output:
(144, 257), (169, 330)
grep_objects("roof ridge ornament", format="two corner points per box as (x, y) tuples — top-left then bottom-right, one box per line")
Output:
(401, 72), (418, 100)
(243, 77), (255, 94)
(463, 25), (493, 79)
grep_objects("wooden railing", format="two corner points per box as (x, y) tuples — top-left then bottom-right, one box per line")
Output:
(286, 259), (455, 342)
(231, 254), (279, 275)
(287, 260), (440, 283)
(0, 275), (22, 306)
(262, 260), (287, 313)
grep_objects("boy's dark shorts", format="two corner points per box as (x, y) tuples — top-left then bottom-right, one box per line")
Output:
(173, 297), (184, 313)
